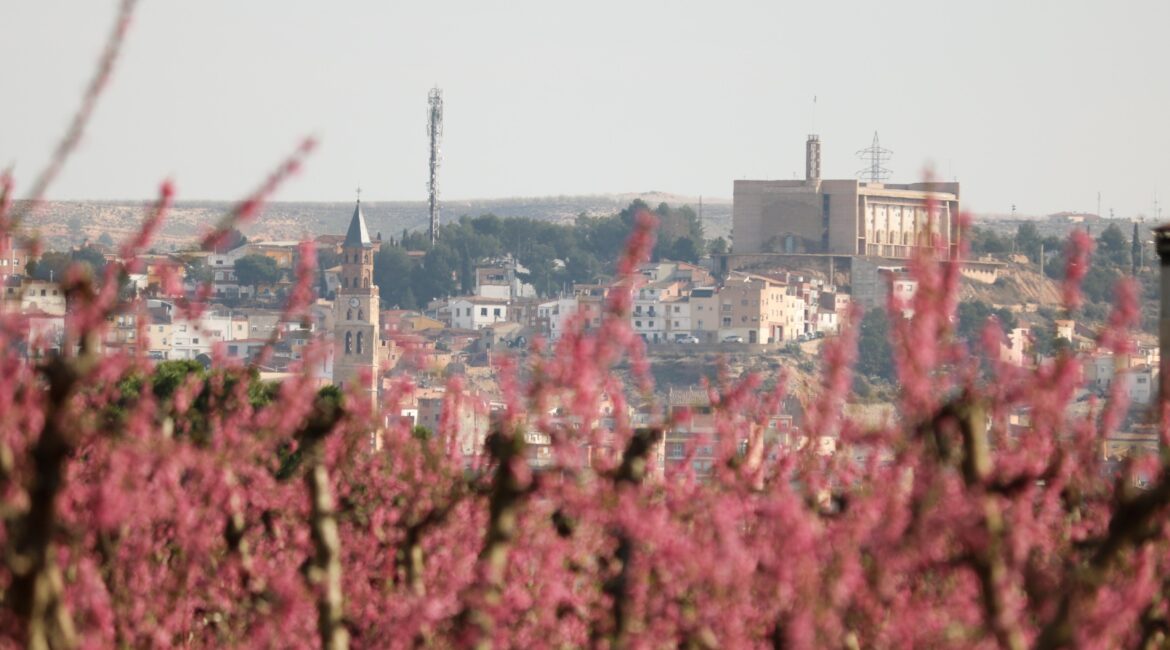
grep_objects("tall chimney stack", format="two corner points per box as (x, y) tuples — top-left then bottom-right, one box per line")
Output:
(805, 134), (821, 182)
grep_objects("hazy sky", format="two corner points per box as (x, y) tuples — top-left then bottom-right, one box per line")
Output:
(2, 1), (1168, 218)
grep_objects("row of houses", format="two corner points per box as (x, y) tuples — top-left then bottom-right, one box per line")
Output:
(438, 261), (853, 346)
(995, 316), (1160, 406)
(387, 381), (805, 479)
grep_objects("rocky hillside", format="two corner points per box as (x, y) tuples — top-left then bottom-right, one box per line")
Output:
(960, 262), (1063, 308)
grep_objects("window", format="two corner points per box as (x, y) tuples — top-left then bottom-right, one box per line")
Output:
(228, 345), (239, 356)
(493, 308), (501, 317)
(723, 317), (731, 327)
(192, 338), (200, 345)
(346, 308), (353, 320)
(41, 289), (47, 297)
(357, 332), (364, 354)
(635, 321), (642, 328)
(674, 306), (680, 313)
(358, 309), (363, 320)
(480, 307), (488, 316)
(674, 321), (679, 327)
(345, 332), (352, 354)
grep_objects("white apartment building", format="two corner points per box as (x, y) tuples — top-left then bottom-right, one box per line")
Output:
(537, 297), (579, 341)
(167, 312), (248, 360)
(8, 279), (67, 316)
(1123, 367), (1155, 405)
(633, 283), (674, 343)
(450, 297), (510, 331)
(475, 260), (536, 301)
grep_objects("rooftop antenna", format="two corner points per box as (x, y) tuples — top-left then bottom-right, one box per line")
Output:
(856, 131), (892, 183)
(805, 97), (822, 183)
(427, 87), (443, 246)
(805, 134), (821, 182)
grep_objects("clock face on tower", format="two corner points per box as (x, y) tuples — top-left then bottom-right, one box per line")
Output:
(349, 297), (360, 308)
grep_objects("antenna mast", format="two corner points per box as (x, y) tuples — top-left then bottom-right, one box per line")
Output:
(855, 131), (892, 183)
(427, 87), (444, 245)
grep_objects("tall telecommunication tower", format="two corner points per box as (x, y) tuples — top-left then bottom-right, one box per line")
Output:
(856, 131), (892, 183)
(427, 87), (443, 245)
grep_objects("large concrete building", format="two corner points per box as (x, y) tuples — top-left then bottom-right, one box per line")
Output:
(732, 136), (961, 259)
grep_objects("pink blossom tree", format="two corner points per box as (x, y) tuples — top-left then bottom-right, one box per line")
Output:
(2, 5), (1170, 649)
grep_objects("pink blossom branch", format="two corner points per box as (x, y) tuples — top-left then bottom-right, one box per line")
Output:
(306, 461), (349, 650)
(456, 423), (530, 647)
(198, 137), (316, 253)
(10, 0), (138, 228)
(4, 350), (101, 649)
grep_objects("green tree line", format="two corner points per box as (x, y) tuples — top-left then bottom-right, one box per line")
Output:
(366, 200), (711, 309)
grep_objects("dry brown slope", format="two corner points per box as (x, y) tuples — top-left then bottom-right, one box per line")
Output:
(960, 263), (1062, 307)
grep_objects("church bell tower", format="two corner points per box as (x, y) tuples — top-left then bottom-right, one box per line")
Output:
(333, 194), (380, 402)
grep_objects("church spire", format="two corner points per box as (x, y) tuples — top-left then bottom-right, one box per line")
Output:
(344, 189), (371, 247)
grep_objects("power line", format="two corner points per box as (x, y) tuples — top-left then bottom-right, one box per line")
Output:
(855, 131), (892, 183)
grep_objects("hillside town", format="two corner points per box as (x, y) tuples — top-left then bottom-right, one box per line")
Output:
(2, 137), (1162, 477)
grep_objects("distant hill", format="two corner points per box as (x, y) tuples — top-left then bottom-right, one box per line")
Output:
(21, 193), (731, 250)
